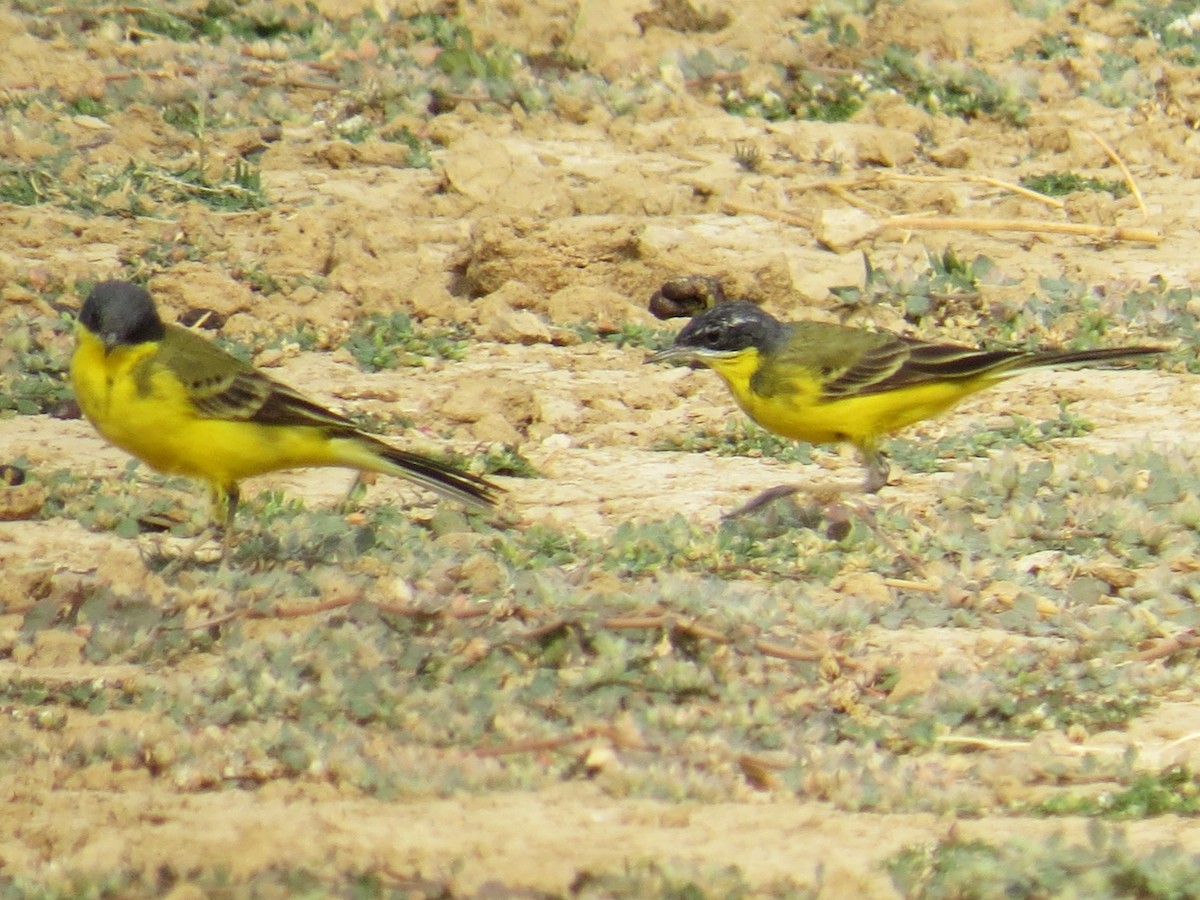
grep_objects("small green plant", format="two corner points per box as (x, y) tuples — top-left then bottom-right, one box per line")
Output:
(655, 419), (815, 465)
(1085, 51), (1150, 106)
(889, 406), (1094, 475)
(344, 312), (468, 371)
(871, 47), (1030, 124)
(888, 826), (1200, 898)
(804, 0), (875, 46)
(1021, 171), (1129, 197)
(480, 443), (540, 478)
(1033, 766), (1200, 818)
(410, 14), (528, 106)
(0, 159), (59, 205)
(569, 321), (675, 349)
(829, 250), (993, 324)
(732, 142), (763, 172)
(129, 1), (318, 44)
(380, 125), (434, 168)
(1136, 1), (1200, 66)
(0, 314), (74, 416)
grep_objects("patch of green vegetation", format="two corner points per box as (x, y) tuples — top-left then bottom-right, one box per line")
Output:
(572, 859), (818, 898)
(655, 419), (815, 465)
(479, 443), (540, 478)
(66, 94), (109, 117)
(379, 124), (434, 168)
(570, 321), (676, 349)
(344, 312), (468, 371)
(803, 0), (876, 46)
(233, 263), (284, 296)
(718, 45), (1028, 125)
(38, 461), (206, 542)
(1135, 1), (1200, 66)
(341, 408), (417, 437)
(1084, 51), (1150, 107)
(872, 47), (1030, 124)
(0, 859), (815, 899)
(1026, 31), (1080, 59)
(1011, 0), (1071, 17)
(0, 313), (74, 416)
(2, 678), (115, 715)
(935, 650), (1154, 738)
(1020, 171), (1129, 197)
(888, 825), (1200, 898)
(139, 235), (210, 271)
(1004, 274), (1190, 365)
(889, 406), (1093, 475)
(830, 249), (995, 324)
(2, 155), (268, 215)
(795, 72), (870, 122)
(130, 1), (319, 45)
(1033, 766), (1200, 818)
(161, 99), (205, 135)
(268, 320), (322, 352)
(21, 439), (1200, 812)
(409, 14), (534, 108)
(0, 158), (61, 206)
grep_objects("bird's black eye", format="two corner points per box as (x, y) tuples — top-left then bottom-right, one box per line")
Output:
(699, 324), (723, 348)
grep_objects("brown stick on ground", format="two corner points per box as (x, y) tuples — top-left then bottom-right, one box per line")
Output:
(722, 203), (1163, 244)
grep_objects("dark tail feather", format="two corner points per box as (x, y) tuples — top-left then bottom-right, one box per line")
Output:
(1022, 345), (1167, 370)
(379, 444), (501, 511)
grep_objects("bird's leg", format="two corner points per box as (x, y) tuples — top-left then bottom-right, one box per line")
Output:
(215, 483), (239, 559)
(154, 484), (233, 576)
(860, 445), (890, 493)
(723, 483), (807, 519)
(338, 472), (367, 513)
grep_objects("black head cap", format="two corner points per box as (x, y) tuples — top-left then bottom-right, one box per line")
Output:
(673, 301), (787, 355)
(79, 281), (165, 349)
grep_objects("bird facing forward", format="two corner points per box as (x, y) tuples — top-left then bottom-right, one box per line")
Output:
(70, 280), (499, 546)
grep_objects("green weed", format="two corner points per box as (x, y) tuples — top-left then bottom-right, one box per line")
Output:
(344, 312), (468, 371)
(655, 419), (815, 465)
(888, 825), (1200, 898)
(0, 314), (74, 416)
(1021, 172), (1129, 198)
(1033, 766), (1200, 818)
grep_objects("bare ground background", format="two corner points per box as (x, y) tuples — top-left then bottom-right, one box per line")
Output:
(3, 0), (1200, 896)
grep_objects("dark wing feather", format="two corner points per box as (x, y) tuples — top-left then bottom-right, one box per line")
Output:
(158, 324), (356, 430)
(821, 336), (1160, 400)
(820, 334), (1032, 400)
(763, 321), (1161, 402)
(856, 340), (1030, 395)
(819, 340), (911, 399)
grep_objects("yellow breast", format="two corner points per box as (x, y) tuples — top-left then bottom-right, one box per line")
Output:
(71, 324), (367, 488)
(703, 348), (994, 448)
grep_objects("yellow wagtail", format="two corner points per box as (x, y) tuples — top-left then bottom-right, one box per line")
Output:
(71, 280), (499, 545)
(648, 301), (1164, 492)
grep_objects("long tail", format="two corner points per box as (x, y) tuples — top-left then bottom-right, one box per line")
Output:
(1020, 345), (1167, 371)
(339, 435), (501, 512)
(899, 343), (1166, 384)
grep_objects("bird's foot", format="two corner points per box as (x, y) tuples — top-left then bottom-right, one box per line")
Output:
(861, 450), (891, 493)
(141, 527), (225, 578)
(722, 483), (808, 519)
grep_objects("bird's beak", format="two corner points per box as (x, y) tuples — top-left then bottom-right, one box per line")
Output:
(645, 346), (738, 366)
(646, 345), (697, 365)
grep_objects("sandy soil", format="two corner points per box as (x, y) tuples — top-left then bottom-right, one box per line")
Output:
(4, 0), (1200, 895)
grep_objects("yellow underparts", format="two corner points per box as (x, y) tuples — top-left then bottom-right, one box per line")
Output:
(70, 327), (372, 493)
(704, 347), (1003, 452)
